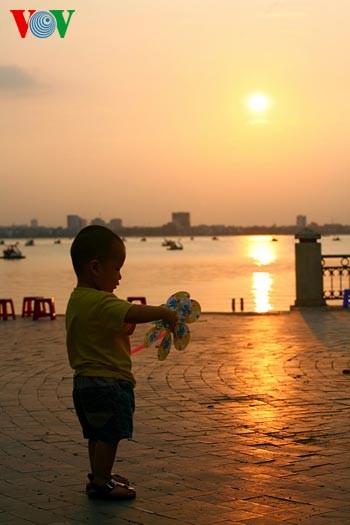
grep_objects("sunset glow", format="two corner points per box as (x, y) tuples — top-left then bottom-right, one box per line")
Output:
(1, 1), (350, 226)
(249, 94), (269, 113)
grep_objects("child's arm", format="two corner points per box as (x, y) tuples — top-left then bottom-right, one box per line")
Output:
(123, 322), (136, 335)
(124, 305), (177, 331)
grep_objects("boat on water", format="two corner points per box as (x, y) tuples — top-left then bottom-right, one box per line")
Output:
(332, 237), (340, 241)
(162, 238), (174, 247)
(25, 239), (35, 246)
(167, 240), (183, 250)
(272, 238), (278, 242)
(212, 236), (219, 240)
(54, 239), (61, 244)
(140, 237), (147, 242)
(1, 244), (26, 259)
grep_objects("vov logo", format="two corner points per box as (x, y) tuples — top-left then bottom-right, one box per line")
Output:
(10, 10), (75, 38)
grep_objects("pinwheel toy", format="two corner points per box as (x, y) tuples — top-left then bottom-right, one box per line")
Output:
(131, 291), (201, 361)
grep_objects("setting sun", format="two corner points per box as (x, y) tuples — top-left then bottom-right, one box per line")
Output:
(249, 94), (269, 112)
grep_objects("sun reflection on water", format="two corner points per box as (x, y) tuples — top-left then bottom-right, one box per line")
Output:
(252, 272), (273, 313)
(246, 237), (276, 312)
(248, 236), (277, 266)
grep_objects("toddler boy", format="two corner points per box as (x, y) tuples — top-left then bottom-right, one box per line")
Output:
(66, 225), (176, 500)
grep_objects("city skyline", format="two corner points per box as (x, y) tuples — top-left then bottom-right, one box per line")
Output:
(1, 212), (349, 230)
(2, 1), (350, 226)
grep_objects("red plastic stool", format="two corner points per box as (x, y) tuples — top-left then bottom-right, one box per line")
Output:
(127, 296), (147, 304)
(33, 297), (56, 321)
(0, 299), (16, 320)
(22, 296), (44, 317)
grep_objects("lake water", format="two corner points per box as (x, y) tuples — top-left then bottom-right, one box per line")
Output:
(1, 235), (349, 314)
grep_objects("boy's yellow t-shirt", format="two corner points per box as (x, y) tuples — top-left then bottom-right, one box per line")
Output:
(65, 287), (135, 385)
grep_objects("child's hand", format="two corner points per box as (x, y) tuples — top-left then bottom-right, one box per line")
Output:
(164, 309), (177, 332)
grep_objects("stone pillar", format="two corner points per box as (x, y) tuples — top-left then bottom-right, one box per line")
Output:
(294, 228), (326, 307)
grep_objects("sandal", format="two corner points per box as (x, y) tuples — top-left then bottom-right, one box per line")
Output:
(87, 479), (136, 500)
(86, 472), (130, 492)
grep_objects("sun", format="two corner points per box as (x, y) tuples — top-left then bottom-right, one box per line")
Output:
(249, 94), (269, 112)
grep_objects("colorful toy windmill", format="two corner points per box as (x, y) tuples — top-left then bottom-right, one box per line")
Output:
(131, 291), (201, 361)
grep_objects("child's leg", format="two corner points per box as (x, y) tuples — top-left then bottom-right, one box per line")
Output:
(88, 439), (96, 474)
(88, 439), (129, 485)
(89, 438), (135, 499)
(92, 439), (119, 486)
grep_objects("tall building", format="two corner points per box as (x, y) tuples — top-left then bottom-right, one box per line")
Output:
(67, 215), (86, 234)
(296, 215), (307, 228)
(109, 218), (123, 231)
(30, 218), (38, 228)
(172, 212), (191, 230)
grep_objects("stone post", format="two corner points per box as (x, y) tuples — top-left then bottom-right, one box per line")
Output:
(294, 228), (326, 307)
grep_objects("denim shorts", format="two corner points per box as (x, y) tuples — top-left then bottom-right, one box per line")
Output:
(73, 376), (135, 442)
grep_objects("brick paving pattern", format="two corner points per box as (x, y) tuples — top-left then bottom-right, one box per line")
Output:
(0, 310), (349, 524)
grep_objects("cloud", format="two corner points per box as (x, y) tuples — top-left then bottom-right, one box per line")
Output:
(0, 65), (39, 93)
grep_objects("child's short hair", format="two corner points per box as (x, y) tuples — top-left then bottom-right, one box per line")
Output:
(70, 225), (124, 275)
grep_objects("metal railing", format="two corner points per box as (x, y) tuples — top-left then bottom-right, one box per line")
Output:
(322, 254), (350, 300)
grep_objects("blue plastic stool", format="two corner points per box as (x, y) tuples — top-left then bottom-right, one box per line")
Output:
(343, 289), (350, 308)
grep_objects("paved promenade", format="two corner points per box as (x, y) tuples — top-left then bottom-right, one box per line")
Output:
(0, 310), (349, 525)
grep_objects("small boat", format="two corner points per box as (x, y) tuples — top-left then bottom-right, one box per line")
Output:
(212, 236), (219, 240)
(140, 237), (147, 242)
(272, 238), (278, 242)
(25, 239), (34, 246)
(0, 240), (4, 245)
(167, 240), (183, 250)
(332, 237), (340, 241)
(1, 244), (26, 259)
(53, 239), (61, 244)
(190, 236), (194, 240)
(162, 239), (173, 247)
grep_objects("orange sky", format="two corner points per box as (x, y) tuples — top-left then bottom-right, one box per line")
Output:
(1, 0), (350, 227)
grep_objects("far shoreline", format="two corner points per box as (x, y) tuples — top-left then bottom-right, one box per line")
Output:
(2, 231), (350, 240)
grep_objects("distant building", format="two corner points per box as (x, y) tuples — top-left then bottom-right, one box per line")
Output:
(172, 212), (191, 230)
(109, 218), (123, 231)
(296, 215), (307, 228)
(30, 218), (38, 228)
(67, 215), (87, 234)
(90, 217), (106, 226)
